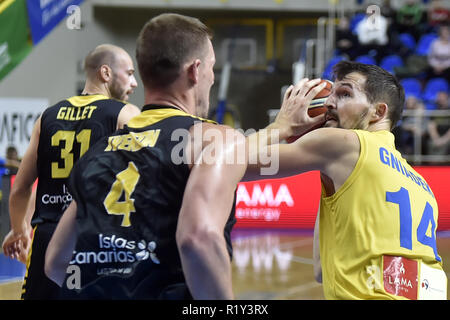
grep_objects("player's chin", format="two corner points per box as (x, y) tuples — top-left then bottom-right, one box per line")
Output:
(123, 90), (134, 101)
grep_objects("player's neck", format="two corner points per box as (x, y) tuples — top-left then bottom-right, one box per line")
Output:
(367, 119), (391, 132)
(144, 88), (193, 115)
(82, 81), (110, 98)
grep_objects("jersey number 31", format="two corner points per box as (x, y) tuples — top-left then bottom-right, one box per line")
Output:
(51, 129), (91, 178)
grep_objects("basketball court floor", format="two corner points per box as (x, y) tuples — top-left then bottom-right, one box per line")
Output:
(1, 228), (449, 300)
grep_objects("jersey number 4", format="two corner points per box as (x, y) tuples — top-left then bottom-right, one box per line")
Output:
(386, 187), (440, 262)
(51, 129), (91, 178)
(103, 162), (140, 227)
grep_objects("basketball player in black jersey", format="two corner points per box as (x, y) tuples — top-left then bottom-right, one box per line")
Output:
(44, 14), (324, 300)
(45, 13), (246, 300)
(2, 44), (141, 299)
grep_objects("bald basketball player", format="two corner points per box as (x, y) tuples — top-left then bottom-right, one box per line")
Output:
(1, 44), (141, 299)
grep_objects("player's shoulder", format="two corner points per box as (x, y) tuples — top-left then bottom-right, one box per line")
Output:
(121, 103), (141, 113)
(192, 122), (244, 138)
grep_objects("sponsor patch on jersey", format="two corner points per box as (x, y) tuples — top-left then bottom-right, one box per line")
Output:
(383, 255), (418, 300)
(418, 263), (447, 300)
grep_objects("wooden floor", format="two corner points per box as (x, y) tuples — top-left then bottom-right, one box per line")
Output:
(1, 229), (450, 300)
(231, 229), (450, 300)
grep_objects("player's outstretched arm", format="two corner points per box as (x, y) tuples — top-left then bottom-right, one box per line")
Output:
(244, 79), (327, 181)
(2, 117), (41, 263)
(45, 201), (78, 287)
(176, 123), (247, 300)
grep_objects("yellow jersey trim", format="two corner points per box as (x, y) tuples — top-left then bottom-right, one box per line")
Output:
(127, 108), (217, 129)
(66, 95), (112, 107)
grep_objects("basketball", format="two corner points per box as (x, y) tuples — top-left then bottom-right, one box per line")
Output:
(307, 79), (332, 117)
(286, 79), (333, 143)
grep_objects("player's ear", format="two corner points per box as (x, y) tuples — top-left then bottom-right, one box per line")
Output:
(187, 59), (201, 85)
(372, 102), (388, 122)
(99, 65), (112, 82)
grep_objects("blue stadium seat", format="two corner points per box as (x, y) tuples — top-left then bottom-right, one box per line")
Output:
(415, 33), (438, 56)
(399, 33), (416, 51)
(422, 77), (449, 102)
(380, 55), (404, 74)
(425, 102), (437, 110)
(400, 78), (422, 99)
(322, 55), (346, 80)
(355, 55), (376, 65)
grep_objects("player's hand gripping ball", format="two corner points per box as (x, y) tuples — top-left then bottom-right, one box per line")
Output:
(286, 79), (332, 143)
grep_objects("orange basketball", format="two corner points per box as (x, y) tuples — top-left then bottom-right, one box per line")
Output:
(307, 79), (332, 118)
(286, 79), (333, 143)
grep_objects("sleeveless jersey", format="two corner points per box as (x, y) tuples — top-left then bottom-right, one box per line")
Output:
(62, 105), (236, 299)
(319, 130), (446, 300)
(33, 94), (126, 225)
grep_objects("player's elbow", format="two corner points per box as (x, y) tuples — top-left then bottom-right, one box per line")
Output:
(176, 225), (222, 258)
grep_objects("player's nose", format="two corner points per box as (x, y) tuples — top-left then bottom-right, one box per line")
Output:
(131, 75), (138, 88)
(324, 96), (336, 110)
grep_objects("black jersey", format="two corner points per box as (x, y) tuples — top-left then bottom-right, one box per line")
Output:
(62, 105), (236, 299)
(33, 94), (126, 225)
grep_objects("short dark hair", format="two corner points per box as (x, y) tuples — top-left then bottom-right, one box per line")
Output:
(332, 61), (405, 130)
(136, 13), (213, 88)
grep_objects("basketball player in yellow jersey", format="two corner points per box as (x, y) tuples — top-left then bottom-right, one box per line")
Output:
(2, 44), (141, 299)
(259, 61), (447, 299)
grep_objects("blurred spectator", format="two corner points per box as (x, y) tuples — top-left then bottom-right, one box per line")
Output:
(426, 91), (450, 156)
(335, 16), (360, 60)
(5, 146), (20, 174)
(398, 95), (428, 154)
(427, 0), (450, 30)
(393, 54), (429, 78)
(426, 24), (450, 82)
(381, 0), (396, 24)
(380, 0), (414, 59)
(355, 6), (390, 61)
(395, 0), (427, 41)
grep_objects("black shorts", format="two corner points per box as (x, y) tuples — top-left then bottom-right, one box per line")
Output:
(21, 222), (61, 300)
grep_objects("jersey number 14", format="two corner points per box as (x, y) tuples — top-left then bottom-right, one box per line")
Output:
(386, 187), (440, 262)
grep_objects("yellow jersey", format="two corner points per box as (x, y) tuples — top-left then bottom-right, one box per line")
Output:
(319, 130), (447, 300)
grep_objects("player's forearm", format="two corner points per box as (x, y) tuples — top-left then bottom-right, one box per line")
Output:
(24, 189), (37, 227)
(246, 122), (290, 149)
(177, 228), (234, 300)
(9, 186), (33, 232)
(245, 123), (287, 176)
(45, 201), (78, 286)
